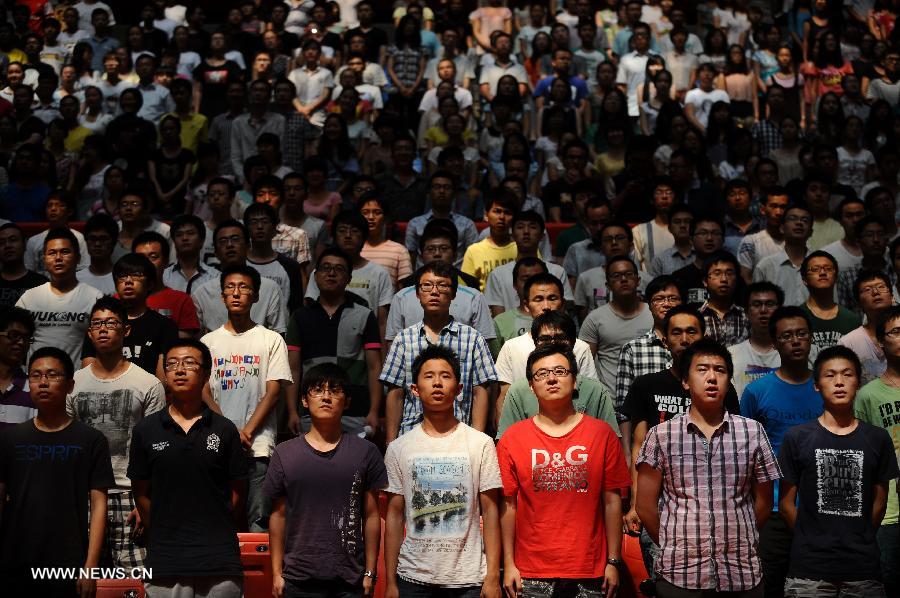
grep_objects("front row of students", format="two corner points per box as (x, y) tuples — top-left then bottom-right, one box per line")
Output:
(3, 328), (899, 598)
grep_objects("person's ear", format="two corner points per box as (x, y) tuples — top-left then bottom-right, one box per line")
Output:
(301, 396), (309, 409)
(410, 383), (420, 399)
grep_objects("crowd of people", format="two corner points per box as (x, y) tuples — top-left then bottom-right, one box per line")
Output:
(0, 0), (900, 597)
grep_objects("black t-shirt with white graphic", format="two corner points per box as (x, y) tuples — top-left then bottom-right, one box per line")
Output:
(621, 368), (741, 426)
(0, 271), (47, 308)
(779, 419), (900, 582)
(81, 308), (180, 375)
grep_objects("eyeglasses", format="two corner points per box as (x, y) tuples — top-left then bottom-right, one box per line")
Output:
(423, 244), (452, 254)
(28, 371), (66, 383)
(601, 234), (628, 243)
(806, 265), (835, 274)
(777, 329), (810, 342)
(116, 273), (146, 282)
(89, 318), (123, 330)
(418, 281), (453, 293)
(785, 215), (812, 224)
(318, 263), (348, 275)
(535, 334), (570, 345)
(749, 300), (779, 309)
(531, 366), (572, 382)
(885, 327), (900, 339)
(307, 387), (346, 398)
(608, 271), (637, 282)
(216, 234), (244, 246)
(860, 283), (889, 296)
(707, 269), (736, 279)
(650, 295), (681, 305)
(164, 359), (204, 372)
(0, 331), (33, 344)
(222, 283), (254, 295)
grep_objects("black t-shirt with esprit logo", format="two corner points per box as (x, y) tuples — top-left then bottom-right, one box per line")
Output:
(127, 405), (248, 577)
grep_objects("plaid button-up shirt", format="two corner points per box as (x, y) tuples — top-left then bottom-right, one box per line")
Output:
(837, 262), (895, 316)
(637, 412), (782, 592)
(614, 330), (671, 421)
(380, 318), (497, 435)
(699, 302), (750, 347)
(273, 223), (311, 265)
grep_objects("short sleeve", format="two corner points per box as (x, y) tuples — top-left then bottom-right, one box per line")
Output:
(470, 333), (498, 386)
(90, 431), (115, 490)
(578, 310), (600, 345)
(126, 424), (149, 481)
(385, 294), (404, 341)
(478, 436), (503, 492)
(362, 311), (381, 349)
(144, 381), (167, 416)
(469, 293), (497, 340)
(265, 334), (293, 384)
(602, 424), (631, 491)
(176, 295), (201, 331)
(285, 312), (302, 351)
(380, 336), (408, 387)
(494, 341), (516, 385)
(635, 426), (663, 471)
(776, 428), (799, 486)
(483, 270), (504, 306)
(263, 448), (287, 500)
(876, 428), (900, 484)
(739, 383), (758, 419)
(384, 442), (404, 495)
(225, 422), (249, 481)
(752, 424), (782, 484)
(365, 442), (388, 490)
(376, 268), (394, 307)
(496, 437), (519, 497)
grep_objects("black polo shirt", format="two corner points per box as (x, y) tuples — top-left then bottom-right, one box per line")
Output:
(127, 406), (247, 577)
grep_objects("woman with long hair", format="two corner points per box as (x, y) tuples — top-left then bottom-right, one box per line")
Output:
(170, 25), (202, 80)
(802, 0), (832, 61)
(585, 61), (617, 138)
(78, 86), (113, 134)
(386, 14), (427, 126)
(705, 101), (736, 167)
(699, 27), (729, 73)
(318, 113), (360, 194)
(148, 115), (196, 218)
(525, 31), (553, 87)
(639, 69), (676, 136)
(719, 44), (759, 125)
(770, 115), (805, 183)
(765, 43), (806, 126)
(92, 164), (127, 218)
(809, 91), (845, 144)
(863, 99), (898, 150)
(302, 155), (343, 222)
(836, 115), (877, 194)
(803, 30), (854, 97)
(70, 42), (96, 86)
(358, 194), (412, 288)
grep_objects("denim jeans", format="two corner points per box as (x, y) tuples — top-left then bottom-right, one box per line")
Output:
(758, 512), (792, 598)
(396, 577), (482, 598)
(247, 456), (270, 532)
(520, 577), (606, 598)
(655, 579), (764, 598)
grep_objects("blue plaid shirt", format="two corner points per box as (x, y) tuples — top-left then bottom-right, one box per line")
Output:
(380, 318), (497, 435)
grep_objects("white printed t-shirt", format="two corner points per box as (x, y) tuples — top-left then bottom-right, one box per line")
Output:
(16, 281), (104, 364)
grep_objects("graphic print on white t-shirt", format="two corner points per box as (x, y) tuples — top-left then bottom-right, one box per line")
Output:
(409, 455), (471, 539)
(816, 448), (864, 517)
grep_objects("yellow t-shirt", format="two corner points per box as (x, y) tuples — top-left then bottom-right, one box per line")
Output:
(163, 112), (209, 154)
(64, 125), (92, 153)
(461, 237), (517, 291)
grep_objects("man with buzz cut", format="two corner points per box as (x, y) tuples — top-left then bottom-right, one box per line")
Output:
(499, 344), (630, 598)
(636, 338), (781, 598)
(201, 264), (292, 533)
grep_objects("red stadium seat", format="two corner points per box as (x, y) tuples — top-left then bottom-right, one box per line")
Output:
(240, 532), (273, 598)
(94, 578), (145, 598)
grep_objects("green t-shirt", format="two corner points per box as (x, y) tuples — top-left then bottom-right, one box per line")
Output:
(489, 309), (533, 358)
(495, 375), (621, 439)
(799, 304), (861, 361)
(855, 378), (900, 525)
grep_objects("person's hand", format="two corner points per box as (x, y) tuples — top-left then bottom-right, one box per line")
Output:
(364, 411), (380, 436)
(239, 427), (253, 449)
(362, 575), (375, 596)
(287, 411), (301, 436)
(502, 564), (522, 598)
(481, 573), (502, 598)
(601, 564), (619, 597)
(273, 574), (285, 598)
(623, 508), (642, 533)
(384, 581), (399, 598)
(127, 508), (143, 541)
(76, 576), (96, 598)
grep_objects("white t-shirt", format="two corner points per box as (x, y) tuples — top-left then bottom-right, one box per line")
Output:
(737, 229), (783, 272)
(579, 304), (654, 393)
(615, 51), (653, 117)
(25, 229), (89, 275)
(75, 269), (115, 295)
(727, 340), (781, 399)
(495, 333), (598, 385)
(305, 260), (393, 310)
(384, 423), (502, 587)
(16, 282), (104, 364)
(683, 88), (730, 129)
(484, 259), (572, 310)
(631, 220), (674, 271)
(191, 276), (287, 334)
(838, 326), (885, 387)
(67, 362), (166, 489)
(201, 325), (292, 458)
(73, 1), (116, 32)
(574, 266), (649, 310)
(836, 146), (875, 195)
(820, 239), (862, 274)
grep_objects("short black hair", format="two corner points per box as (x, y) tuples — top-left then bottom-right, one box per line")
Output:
(530, 311), (576, 343)
(171, 214), (206, 242)
(420, 219), (458, 250)
(599, 220), (633, 242)
(29, 346), (74, 379)
(769, 305), (812, 339)
(800, 249), (838, 277)
(243, 202), (280, 227)
(513, 257), (547, 282)
(411, 344), (461, 384)
(213, 219), (250, 244)
(876, 305), (900, 343)
(702, 250), (739, 278)
(83, 213), (118, 240)
(44, 228), (80, 256)
(113, 253), (157, 285)
(331, 210), (368, 239)
(164, 338), (212, 371)
(679, 337), (733, 380)
(301, 362), (352, 398)
(605, 255), (638, 276)
(208, 177), (237, 197)
(0, 305), (34, 336)
(220, 264), (262, 294)
(744, 281), (784, 308)
(645, 275), (681, 304)
(523, 272), (563, 301)
(525, 344), (578, 381)
(484, 187), (520, 215)
(512, 209), (545, 233)
(316, 246), (353, 271)
(663, 305), (705, 336)
(813, 345), (862, 382)
(89, 296), (128, 324)
(252, 174), (284, 197)
(855, 214), (886, 240)
(416, 260), (458, 296)
(132, 231), (170, 262)
(854, 269), (892, 302)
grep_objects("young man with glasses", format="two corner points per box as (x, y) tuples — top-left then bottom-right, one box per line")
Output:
(285, 247), (382, 438)
(0, 306), (36, 429)
(700, 251), (750, 347)
(244, 202), (306, 316)
(68, 296), (166, 570)
(799, 250), (861, 362)
(16, 228), (103, 364)
(580, 256), (653, 396)
(81, 254), (179, 380)
(405, 171), (479, 270)
(837, 216), (891, 315)
(200, 264), (292, 532)
(133, 231), (201, 339)
(0, 347), (114, 598)
(855, 305), (900, 597)
(729, 282), (784, 398)
(129, 339), (248, 598)
(76, 212), (118, 295)
(384, 345), (501, 598)
(0, 223), (47, 309)
(499, 344), (629, 598)
(673, 216), (729, 307)
(740, 306), (823, 598)
(572, 221), (642, 321)
(636, 338), (781, 598)
(839, 270), (892, 385)
(632, 177), (678, 272)
(382, 261), (497, 444)
(754, 203), (814, 306)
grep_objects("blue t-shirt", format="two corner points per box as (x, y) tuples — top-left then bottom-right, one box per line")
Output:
(740, 371), (823, 509)
(533, 75), (590, 104)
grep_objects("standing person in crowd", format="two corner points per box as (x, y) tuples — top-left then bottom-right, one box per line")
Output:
(499, 342), (629, 598)
(636, 338), (781, 598)
(381, 260), (497, 444)
(739, 188), (789, 284)
(267, 362), (386, 598)
(461, 189), (519, 292)
(384, 345), (502, 598)
(837, 216), (891, 314)
(0, 346), (114, 598)
(820, 197), (866, 274)
(77, 212), (118, 295)
(201, 265), (292, 532)
(285, 247), (382, 437)
(753, 203), (814, 307)
(779, 345), (899, 598)
(0, 223), (47, 309)
(729, 282), (784, 399)
(699, 250), (750, 347)
(133, 231), (202, 339)
(244, 202), (306, 316)
(741, 306), (823, 598)
(839, 270), (891, 385)
(0, 306), (35, 429)
(164, 214), (221, 295)
(673, 216), (728, 306)
(16, 228), (103, 364)
(129, 339), (248, 598)
(799, 250), (861, 361)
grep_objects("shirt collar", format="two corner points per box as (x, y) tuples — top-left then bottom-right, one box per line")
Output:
(2, 368), (27, 394)
(699, 301), (744, 317)
(683, 409), (732, 435)
(416, 317), (459, 337)
(160, 404), (213, 429)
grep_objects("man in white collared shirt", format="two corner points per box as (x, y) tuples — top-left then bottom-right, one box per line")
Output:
(135, 54), (174, 123)
(753, 204), (813, 306)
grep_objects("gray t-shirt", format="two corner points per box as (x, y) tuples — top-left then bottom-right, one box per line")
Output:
(306, 260), (393, 310)
(192, 276), (287, 334)
(579, 304), (653, 393)
(386, 284), (496, 341)
(484, 259), (573, 310)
